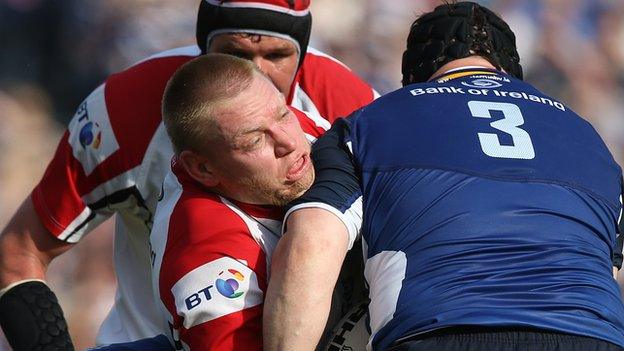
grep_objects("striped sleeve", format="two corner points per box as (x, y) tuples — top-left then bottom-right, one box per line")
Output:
(158, 194), (267, 350)
(31, 54), (191, 242)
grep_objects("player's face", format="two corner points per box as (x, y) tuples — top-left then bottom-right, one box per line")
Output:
(205, 73), (314, 206)
(208, 33), (299, 97)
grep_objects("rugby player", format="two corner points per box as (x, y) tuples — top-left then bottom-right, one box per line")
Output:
(151, 53), (323, 350)
(0, 1), (376, 349)
(265, 2), (624, 350)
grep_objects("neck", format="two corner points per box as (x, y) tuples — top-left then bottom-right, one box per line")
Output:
(431, 56), (498, 79)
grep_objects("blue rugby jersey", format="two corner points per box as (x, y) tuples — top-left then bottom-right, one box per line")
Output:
(288, 68), (624, 350)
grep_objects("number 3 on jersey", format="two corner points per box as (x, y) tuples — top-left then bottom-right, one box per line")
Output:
(468, 101), (535, 160)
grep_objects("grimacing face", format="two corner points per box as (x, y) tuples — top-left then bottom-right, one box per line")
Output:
(203, 72), (314, 206)
(208, 33), (299, 97)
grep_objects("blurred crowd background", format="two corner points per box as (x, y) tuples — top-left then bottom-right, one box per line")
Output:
(1, 0), (623, 348)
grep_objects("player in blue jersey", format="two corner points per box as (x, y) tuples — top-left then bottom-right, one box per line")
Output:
(264, 2), (624, 351)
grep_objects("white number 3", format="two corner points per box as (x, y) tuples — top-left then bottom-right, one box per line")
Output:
(468, 101), (535, 160)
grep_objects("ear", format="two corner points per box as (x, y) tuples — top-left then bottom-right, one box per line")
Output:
(178, 150), (219, 187)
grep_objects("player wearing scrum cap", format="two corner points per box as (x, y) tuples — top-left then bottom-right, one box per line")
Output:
(0, 1), (376, 349)
(265, 2), (624, 350)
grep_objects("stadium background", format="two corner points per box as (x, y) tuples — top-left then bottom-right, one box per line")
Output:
(0, 0), (623, 348)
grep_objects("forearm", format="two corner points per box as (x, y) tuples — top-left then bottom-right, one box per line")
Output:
(0, 197), (72, 287)
(0, 198), (75, 350)
(263, 208), (348, 351)
(0, 233), (47, 288)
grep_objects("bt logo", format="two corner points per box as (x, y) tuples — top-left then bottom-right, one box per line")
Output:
(79, 121), (102, 149)
(185, 268), (246, 310)
(216, 269), (245, 298)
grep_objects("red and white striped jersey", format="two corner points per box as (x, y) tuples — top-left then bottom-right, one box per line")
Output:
(31, 45), (376, 345)
(150, 108), (325, 350)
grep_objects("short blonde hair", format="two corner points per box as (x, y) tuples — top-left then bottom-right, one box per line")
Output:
(162, 53), (258, 155)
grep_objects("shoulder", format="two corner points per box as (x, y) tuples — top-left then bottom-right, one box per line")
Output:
(108, 45), (200, 86)
(300, 47), (354, 74)
(69, 46), (198, 173)
(161, 187), (267, 277)
(103, 46), (199, 119)
(298, 47), (372, 89)
(69, 45), (199, 149)
(168, 190), (252, 245)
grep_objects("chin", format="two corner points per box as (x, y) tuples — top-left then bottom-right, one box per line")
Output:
(250, 168), (314, 206)
(275, 168), (315, 206)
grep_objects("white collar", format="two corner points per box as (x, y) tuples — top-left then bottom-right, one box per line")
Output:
(441, 66), (493, 75)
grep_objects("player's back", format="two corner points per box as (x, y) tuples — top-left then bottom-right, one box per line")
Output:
(348, 68), (624, 350)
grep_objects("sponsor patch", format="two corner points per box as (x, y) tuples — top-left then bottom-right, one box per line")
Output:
(171, 257), (262, 329)
(68, 84), (120, 176)
(461, 78), (503, 89)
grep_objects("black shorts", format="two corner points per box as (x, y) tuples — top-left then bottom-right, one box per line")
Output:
(386, 326), (624, 351)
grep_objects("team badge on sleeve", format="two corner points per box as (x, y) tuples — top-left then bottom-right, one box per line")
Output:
(67, 84), (120, 176)
(171, 257), (262, 329)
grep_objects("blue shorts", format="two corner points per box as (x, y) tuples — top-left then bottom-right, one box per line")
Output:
(388, 326), (624, 351)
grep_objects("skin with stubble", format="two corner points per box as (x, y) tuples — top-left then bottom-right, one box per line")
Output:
(181, 71), (314, 206)
(209, 33), (299, 97)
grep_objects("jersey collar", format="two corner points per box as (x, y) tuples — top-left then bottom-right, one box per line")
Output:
(429, 66), (508, 84)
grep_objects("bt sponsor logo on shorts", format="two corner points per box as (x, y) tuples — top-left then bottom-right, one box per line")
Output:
(184, 268), (246, 310)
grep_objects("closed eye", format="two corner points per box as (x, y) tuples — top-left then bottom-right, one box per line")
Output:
(241, 134), (264, 151)
(279, 110), (290, 121)
(223, 50), (253, 61)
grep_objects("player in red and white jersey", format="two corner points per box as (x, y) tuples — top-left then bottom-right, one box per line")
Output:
(154, 170), (279, 351)
(150, 54), (326, 350)
(0, 1), (376, 349)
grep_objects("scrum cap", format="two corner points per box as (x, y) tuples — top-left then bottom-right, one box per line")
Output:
(196, 0), (312, 66)
(402, 1), (522, 85)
